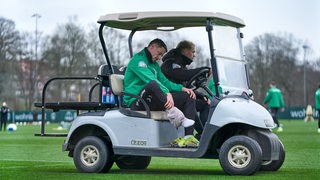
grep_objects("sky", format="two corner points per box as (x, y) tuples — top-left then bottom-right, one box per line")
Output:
(1, 0), (319, 60)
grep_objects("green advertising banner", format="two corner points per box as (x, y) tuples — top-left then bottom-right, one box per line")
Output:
(268, 106), (319, 119)
(7, 110), (77, 123)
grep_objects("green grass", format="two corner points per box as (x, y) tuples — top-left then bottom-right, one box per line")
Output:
(0, 120), (319, 179)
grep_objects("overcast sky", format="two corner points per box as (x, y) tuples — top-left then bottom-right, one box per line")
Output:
(1, 0), (319, 60)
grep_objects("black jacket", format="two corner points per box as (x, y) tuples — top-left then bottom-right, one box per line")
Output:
(161, 49), (208, 85)
(161, 48), (209, 98)
(0, 106), (9, 120)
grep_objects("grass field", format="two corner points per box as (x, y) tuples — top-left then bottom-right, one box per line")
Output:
(0, 120), (319, 180)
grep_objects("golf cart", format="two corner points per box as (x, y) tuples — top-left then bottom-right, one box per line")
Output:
(35, 11), (285, 175)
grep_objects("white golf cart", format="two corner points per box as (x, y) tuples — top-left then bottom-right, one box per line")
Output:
(35, 11), (285, 175)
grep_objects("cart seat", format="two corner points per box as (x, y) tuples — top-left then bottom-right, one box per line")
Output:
(110, 74), (168, 120)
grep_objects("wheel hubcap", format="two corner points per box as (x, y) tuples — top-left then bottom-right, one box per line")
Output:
(80, 145), (100, 166)
(228, 145), (251, 168)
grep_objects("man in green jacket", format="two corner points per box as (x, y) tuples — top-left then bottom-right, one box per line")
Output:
(263, 82), (285, 132)
(315, 83), (320, 133)
(124, 38), (198, 147)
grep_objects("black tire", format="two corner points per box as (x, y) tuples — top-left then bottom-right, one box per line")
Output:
(219, 135), (262, 175)
(73, 136), (114, 173)
(115, 155), (151, 170)
(260, 140), (285, 171)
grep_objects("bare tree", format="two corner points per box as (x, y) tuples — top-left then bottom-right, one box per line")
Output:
(245, 33), (302, 105)
(305, 56), (320, 105)
(0, 17), (21, 109)
(86, 24), (105, 66)
(103, 27), (128, 67)
(42, 17), (89, 101)
(43, 18), (88, 75)
(14, 32), (40, 110)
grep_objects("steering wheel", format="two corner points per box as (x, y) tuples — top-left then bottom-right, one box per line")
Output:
(185, 67), (211, 89)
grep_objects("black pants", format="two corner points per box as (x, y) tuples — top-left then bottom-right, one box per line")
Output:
(194, 99), (210, 134)
(270, 108), (280, 127)
(130, 80), (196, 135)
(0, 118), (7, 131)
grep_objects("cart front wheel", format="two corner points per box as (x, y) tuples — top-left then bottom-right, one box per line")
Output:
(260, 139), (285, 171)
(219, 135), (262, 175)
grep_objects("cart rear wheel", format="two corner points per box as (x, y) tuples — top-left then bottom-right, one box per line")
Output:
(73, 136), (114, 173)
(219, 135), (262, 175)
(115, 155), (151, 170)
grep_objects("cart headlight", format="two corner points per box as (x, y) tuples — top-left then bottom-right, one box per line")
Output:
(264, 118), (274, 128)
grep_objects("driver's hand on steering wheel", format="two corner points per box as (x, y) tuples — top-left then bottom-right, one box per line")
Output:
(209, 68), (212, 76)
(182, 87), (196, 99)
(203, 96), (211, 105)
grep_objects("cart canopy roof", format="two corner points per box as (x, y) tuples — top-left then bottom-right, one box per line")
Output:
(98, 11), (245, 31)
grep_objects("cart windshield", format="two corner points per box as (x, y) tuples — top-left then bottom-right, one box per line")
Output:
(212, 26), (249, 93)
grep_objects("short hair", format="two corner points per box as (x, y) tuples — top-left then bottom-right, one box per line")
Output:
(176, 40), (195, 51)
(270, 81), (276, 86)
(148, 38), (167, 52)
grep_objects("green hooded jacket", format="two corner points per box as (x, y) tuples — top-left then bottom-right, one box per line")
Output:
(315, 88), (320, 110)
(124, 48), (183, 107)
(263, 86), (285, 108)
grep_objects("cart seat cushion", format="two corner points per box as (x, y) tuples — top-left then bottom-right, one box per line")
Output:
(137, 111), (168, 120)
(110, 74), (124, 95)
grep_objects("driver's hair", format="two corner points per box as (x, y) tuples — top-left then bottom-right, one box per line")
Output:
(148, 38), (167, 52)
(176, 40), (195, 51)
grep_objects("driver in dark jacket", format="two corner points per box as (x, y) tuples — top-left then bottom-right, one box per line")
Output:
(161, 40), (210, 138)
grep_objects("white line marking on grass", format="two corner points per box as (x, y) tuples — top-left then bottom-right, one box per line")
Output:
(1, 164), (69, 169)
(0, 159), (73, 169)
(0, 159), (72, 163)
